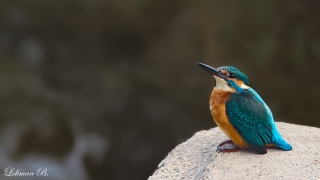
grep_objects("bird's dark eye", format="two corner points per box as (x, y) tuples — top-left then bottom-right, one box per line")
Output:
(229, 73), (235, 78)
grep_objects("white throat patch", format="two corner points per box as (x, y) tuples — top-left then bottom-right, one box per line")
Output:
(213, 76), (233, 92)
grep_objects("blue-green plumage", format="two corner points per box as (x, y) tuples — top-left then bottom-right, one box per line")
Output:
(226, 88), (292, 154)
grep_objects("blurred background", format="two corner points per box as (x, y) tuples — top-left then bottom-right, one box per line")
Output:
(1, 0), (320, 180)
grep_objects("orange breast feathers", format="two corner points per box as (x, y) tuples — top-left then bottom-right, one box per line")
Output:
(209, 89), (248, 148)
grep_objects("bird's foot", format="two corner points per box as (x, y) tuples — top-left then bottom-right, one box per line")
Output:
(216, 140), (241, 153)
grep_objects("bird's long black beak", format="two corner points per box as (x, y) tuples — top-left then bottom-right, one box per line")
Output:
(197, 62), (228, 80)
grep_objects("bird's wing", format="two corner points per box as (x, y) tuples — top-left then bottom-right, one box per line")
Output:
(225, 88), (273, 154)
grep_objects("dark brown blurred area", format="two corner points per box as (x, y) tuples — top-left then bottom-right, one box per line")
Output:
(0, 0), (320, 180)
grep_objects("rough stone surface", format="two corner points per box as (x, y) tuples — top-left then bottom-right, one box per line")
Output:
(148, 122), (320, 180)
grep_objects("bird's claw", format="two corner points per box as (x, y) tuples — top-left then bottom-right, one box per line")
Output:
(216, 140), (241, 153)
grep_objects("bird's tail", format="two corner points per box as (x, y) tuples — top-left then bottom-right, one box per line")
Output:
(273, 139), (292, 151)
(271, 131), (292, 151)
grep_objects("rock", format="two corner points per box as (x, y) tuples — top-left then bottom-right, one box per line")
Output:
(148, 122), (320, 180)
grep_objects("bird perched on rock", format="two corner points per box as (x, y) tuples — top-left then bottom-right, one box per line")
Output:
(197, 62), (292, 154)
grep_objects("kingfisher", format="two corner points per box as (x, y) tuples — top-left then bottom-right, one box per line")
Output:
(197, 62), (292, 154)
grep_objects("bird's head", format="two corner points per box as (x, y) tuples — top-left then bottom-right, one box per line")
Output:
(197, 62), (249, 93)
